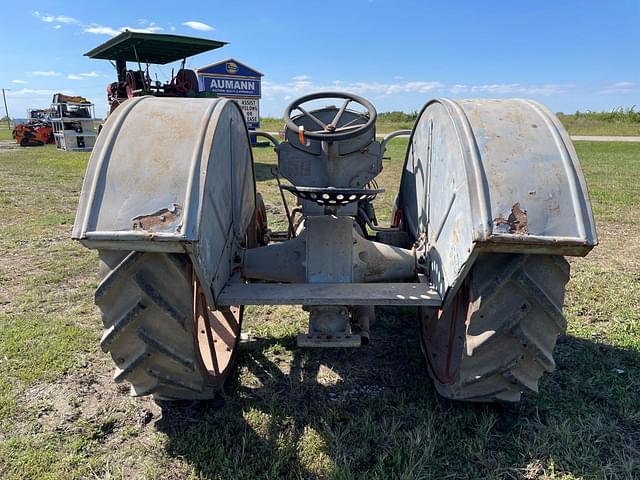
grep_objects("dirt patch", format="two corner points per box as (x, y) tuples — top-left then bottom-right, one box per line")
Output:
(17, 358), (169, 478)
(21, 358), (161, 432)
(0, 140), (20, 152)
(569, 221), (640, 273)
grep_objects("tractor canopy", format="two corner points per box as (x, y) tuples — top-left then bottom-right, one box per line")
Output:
(84, 30), (227, 64)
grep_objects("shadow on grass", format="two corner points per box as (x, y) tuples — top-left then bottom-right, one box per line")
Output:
(254, 162), (276, 182)
(155, 308), (640, 480)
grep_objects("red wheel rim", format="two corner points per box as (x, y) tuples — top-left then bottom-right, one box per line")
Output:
(193, 277), (242, 385)
(420, 281), (470, 384)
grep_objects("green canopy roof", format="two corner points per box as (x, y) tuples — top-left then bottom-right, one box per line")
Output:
(84, 31), (227, 64)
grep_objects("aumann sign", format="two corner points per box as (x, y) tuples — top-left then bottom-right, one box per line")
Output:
(205, 77), (260, 97)
(197, 59), (263, 129)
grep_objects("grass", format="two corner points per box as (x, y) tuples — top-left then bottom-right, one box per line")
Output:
(0, 126), (14, 141)
(259, 112), (419, 136)
(558, 108), (640, 136)
(261, 107), (640, 136)
(0, 138), (639, 479)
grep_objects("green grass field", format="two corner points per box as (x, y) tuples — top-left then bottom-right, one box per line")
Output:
(260, 109), (640, 136)
(0, 126), (14, 141)
(3, 108), (639, 140)
(0, 138), (639, 479)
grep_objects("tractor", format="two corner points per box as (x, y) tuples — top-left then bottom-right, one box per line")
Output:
(12, 108), (54, 147)
(84, 30), (226, 115)
(72, 91), (597, 403)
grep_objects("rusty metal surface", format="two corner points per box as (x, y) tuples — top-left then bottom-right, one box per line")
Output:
(399, 98), (597, 302)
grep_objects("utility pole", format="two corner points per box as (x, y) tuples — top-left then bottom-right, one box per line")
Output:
(1, 88), (10, 129)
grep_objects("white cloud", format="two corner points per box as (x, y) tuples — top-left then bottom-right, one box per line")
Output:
(67, 74), (83, 80)
(5, 89), (83, 119)
(263, 79), (446, 97)
(170, 26), (176, 31)
(261, 79), (575, 109)
(54, 24), (61, 29)
(599, 81), (637, 94)
(449, 84), (468, 94)
(34, 12), (78, 24)
(292, 75), (310, 81)
(29, 71), (62, 77)
(11, 80), (28, 84)
(84, 23), (164, 36)
(182, 21), (215, 31)
(79, 72), (99, 78)
(84, 25), (121, 36)
(469, 83), (573, 95)
(134, 19), (163, 32)
(6, 88), (58, 97)
(124, 24), (164, 33)
(54, 15), (77, 24)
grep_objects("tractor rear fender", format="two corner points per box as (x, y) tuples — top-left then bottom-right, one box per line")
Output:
(72, 96), (256, 305)
(398, 98), (597, 303)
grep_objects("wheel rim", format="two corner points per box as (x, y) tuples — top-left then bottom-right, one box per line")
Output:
(420, 281), (470, 384)
(193, 276), (242, 385)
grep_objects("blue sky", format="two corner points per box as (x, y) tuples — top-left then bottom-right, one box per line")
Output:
(1, 0), (638, 119)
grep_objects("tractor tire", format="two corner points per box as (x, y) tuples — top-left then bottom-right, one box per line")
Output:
(95, 250), (242, 400)
(420, 253), (569, 402)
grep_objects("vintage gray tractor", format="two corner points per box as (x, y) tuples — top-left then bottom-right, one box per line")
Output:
(72, 92), (597, 402)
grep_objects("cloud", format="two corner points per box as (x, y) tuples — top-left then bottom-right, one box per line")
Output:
(124, 24), (164, 33)
(182, 21), (215, 31)
(34, 12), (78, 24)
(5, 89), (82, 118)
(264, 79), (447, 98)
(11, 80), (28, 84)
(29, 71), (62, 77)
(33, 12), (164, 37)
(170, 26), (176, 31)
(84, 23), (164, 36)
(79, 72), (99, 78)
(469, 83), (573, 95)
(599, 81), (637, 94)
(67, 74), (83, 80)
(84, 25), (121, 36)
(260, 79), (575, 114)
(6, 88), (58, 97)
(292, 75), (310, 81)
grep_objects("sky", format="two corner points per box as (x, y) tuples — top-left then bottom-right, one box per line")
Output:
(1, 0), (638, 119)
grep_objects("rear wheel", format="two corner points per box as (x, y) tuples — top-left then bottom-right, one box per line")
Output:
(96, 250), (242, 400)
(420, 253), (569, 402)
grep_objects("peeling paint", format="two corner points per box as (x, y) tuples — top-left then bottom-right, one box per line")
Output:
(132, 204), (181, 231)
(493, 203), (528, 235)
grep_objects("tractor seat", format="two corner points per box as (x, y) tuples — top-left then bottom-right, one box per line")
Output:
(281, 185), (384, 206)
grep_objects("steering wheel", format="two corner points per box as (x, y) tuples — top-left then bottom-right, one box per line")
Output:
(284, 91), (377, 141)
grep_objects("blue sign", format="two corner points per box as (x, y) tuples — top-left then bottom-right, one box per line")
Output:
(198, 59), (263, 78)
(200, 76), (261, 97)
(197, 58), (263, 130)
